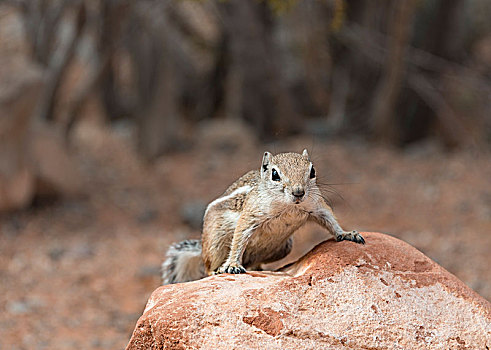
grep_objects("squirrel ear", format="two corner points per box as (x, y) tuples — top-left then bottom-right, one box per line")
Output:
(302, 149), (310, 160)
(262, 151), (272, 173)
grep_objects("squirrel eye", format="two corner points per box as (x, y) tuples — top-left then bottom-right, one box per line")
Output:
(272, 169), (281, 181)
(309, 166), (316, 179)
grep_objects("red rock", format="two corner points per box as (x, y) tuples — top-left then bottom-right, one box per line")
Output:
(28, 123), (83, 198)
(0, 58), (42, 211)
(0, 42), (82, 211)
(126, 232), (491, 349)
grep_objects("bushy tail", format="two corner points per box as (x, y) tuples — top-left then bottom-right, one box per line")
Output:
(161, 239), (206, 285)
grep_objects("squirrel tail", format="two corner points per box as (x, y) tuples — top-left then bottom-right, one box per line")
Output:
(161, 239), (206, 285)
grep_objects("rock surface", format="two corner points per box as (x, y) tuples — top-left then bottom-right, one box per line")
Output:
(127, 232), (490, 349)
(0, 19), (82, 212)
(0, 54), (42, 212)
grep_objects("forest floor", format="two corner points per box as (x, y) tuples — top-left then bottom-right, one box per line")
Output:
(1, 120), (490, 349)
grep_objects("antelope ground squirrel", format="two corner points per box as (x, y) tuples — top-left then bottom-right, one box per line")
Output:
(162, 149), (364, 284)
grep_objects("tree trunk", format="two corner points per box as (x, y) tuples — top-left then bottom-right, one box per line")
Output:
(218, 0), (298, 139)
(371, 0), (417, 143)
(127, 6), (180, 159)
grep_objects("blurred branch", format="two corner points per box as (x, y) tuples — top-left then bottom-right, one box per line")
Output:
(166, 3), (217, 51)
(64, 54), (110, 141)
(127, 2), (181, 158)
(371, 0), (417, 143)
(407, 73), (478, 148)
(218, 0), (299, 138)
(17, 0), (70, 66)
(335, 21), (488, 147)
(37, 1), (87, 122)
(337, 23), (491, 98)
(15, 0), (87, 123)
(326, 64), (350, 132)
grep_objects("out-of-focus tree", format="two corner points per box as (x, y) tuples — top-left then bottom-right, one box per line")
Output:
(370, 0), (418, 144)
(333, 0), (491, 148)
(17, 0), (87, 122)
(216, 0), (299, 139)
(3, 0), (491, 161)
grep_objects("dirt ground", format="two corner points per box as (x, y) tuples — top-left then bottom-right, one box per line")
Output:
(1, 121), (490, 349)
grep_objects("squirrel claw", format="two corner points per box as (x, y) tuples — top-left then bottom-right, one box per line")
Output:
(355, 233), (365, 244)
(215, 264), (247, 275)
(336, 230), (365, 244)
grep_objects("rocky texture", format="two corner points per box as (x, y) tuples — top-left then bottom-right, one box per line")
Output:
(0, 59), (82, 212)
(28, 123), (83, 198)
(0, 54), (42, 211)
(126, 232), (491, 350)
(0, 6), (83, 212)
(0, 108), (83, 211)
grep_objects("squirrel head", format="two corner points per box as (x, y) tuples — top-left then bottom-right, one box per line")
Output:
(260, 149), (317, 205)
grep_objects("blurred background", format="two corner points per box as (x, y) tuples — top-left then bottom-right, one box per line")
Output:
(1, 0), (490, 348)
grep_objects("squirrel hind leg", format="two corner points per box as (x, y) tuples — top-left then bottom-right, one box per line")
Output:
(161, 239), (206, 285)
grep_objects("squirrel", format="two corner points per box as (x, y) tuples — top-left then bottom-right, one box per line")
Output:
(161, 149), (364, 284)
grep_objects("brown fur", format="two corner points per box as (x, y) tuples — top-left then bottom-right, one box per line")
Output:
(162, 150), (364, 284)
(201, 150), (364, 276)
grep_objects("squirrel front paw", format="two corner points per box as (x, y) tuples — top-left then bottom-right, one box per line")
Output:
(336, 230), (365, 244)
(214, 263), (247, 275)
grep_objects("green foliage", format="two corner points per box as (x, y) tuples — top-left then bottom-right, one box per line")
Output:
(263, 0), (298, 14)
(330, 0), (345, 32)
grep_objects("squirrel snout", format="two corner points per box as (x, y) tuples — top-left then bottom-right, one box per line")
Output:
(292, 186), (305, 198)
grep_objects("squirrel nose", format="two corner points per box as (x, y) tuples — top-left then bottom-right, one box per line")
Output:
(292, 186), (305, 198)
